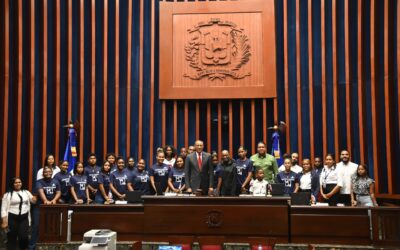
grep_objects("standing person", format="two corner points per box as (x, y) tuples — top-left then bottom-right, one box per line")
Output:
(84, 153), (101, 201)
(216, 150), (237, 196)
(313, 156), (324, 176)
(320, 154), (342, 206)
(294, 158), (320, 203)
(168, 156), (186, 193)
(149, 151), (171, 194)
(109, 157), (129, 201)
(336, 150), (358, 206)
(351, 164), (378, 207)
(249, 169), (268, 195)
(105, 153), (117, 173)
(187, 145), (195, 154)
(250, 142), (279, 183)
(235, 146), (253, 194)
(53, 160), (72, 203)
(127, 159), (151, 195)
(211, 152), (221, 196)
(276, 157), (297, 195)
(36, 154), (60, 180)
(1, 178), (36, 250)
(278, 152), (302, 173)
(96, 161), (113, 204)
(180, 147), (188, 161)
(163, 145), (177, 168)
(126, 157), (136, 176)
(70, 162), (91, 204)
(184, 140), (214, 195)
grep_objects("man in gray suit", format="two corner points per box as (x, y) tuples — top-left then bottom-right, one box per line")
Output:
(185, 140), (214, 195)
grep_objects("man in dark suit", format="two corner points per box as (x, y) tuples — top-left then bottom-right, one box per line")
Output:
(184, 140), (214, 195)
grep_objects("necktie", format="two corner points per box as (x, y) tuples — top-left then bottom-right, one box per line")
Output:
(198, 153), (202, 171)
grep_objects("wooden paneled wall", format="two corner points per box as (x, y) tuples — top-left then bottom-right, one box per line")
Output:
(0, 0), (399, 198)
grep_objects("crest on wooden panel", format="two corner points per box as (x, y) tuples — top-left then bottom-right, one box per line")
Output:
(184, 18), (251, 81)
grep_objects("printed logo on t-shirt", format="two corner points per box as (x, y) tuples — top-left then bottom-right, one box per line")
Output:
(89, 173), (98, 182)
(174, 175), (183, 182)
(44, 184), (56, 195)
(156, 169), (167, 176)
(236, 165), (246, 175)
(78, 182), (86, 190)
(117, 175), (127, 185)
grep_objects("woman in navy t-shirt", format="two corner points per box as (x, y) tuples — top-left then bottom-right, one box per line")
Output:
(168, 155), (186, 193)
(36, 166), (61, 204)
(53, 160), (71, 203)
(149, 151), (171, 195)
(109, 157), (129, 200)
(128, 159), (151, 195)
(96, 161), (113, 204)
(70, 162), (90, 204)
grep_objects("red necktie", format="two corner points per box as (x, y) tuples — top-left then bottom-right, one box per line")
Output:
(198, 153), (202, 171)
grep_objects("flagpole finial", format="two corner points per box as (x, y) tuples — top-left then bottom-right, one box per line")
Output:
(267, 121), (286, 134)
(63, 120), (80, 133)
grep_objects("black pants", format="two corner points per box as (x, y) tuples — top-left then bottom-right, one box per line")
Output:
(339, 194), (352, 206)
(7, 212), (29, 250)
(323, 184), (340, 206)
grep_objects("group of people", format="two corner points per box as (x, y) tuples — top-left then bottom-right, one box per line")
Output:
(1, 140), (378, 249)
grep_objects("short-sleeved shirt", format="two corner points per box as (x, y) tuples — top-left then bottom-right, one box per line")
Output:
(125, 166), (136, 178)
(36, 178), (60, 202)
(98, 172), (111, 195)
(168, 167), (185, 189)
(149, 163), (171, 193)
(250, 153), (278, 183)
(276, 171), (296, 194)
(320, 166), (341, 187)
(351, 176), (374, 195)
(53, 171), (71, 198)
(70, 175), (88, 200)
(129, 169), (150, 195)
(84, 165), (101, 189)
(336, 161), (358, 194)
(110, 169), (129, 194)
(235, 158), (254, 186)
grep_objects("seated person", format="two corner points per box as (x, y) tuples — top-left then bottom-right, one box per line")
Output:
(249, 169), (268, 195)
(276, 157), (296, 195)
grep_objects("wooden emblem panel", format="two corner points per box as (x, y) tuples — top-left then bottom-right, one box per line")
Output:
(159, 0), (277, 99)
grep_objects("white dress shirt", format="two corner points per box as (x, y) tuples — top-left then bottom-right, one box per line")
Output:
(336, 161), (358, 194)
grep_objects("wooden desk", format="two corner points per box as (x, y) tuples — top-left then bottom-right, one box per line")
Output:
(142, 196), (290, 244)
(290, 206), (371, 244)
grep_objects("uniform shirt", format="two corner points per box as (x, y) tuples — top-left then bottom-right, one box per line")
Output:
(249, 179), (268, 195)
(149, 163), (171, 193)
(36, 166), (60, 181)
(319, 165), (341, 187)
(250, 153), (278, 183)
(278, 164), (303, 174)
(336, 161), (358, 194)
(169, 167), (185, 189)
(298, 172), (312, 190)
(84, 165), (101, 189)
(235, 158), (254, 186)
(98, 172), (111, 195)
(125, 166), (136, 178)
(70, 175), (88, 200)
(53, 171), (71, 198)
(276, 171), (296, 194)
(129, 169), (151, 195)
(110, 169), (129, 194)
(36, 178), (60, 202)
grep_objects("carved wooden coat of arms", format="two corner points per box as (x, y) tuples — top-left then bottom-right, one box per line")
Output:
(184, 18), (251, 81)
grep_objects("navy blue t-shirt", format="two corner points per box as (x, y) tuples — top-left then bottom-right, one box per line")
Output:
(36, 178), (60, 202)
(98, 172), (111, 195)
(235, 158), (254, 186)
(110, 168), (129, 194)
(84, 165), (101, 189)
(168, 167), (185, 189)
(53, 171), (71, 198)
(128, 169), (150, 195)
(149, 163), (171, 193)
(276, 171), (297, 194)
(70, 175), (88, 200)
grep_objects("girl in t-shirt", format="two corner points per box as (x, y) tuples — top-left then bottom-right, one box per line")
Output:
(168, 155), (186, 193)
(149, 151), (171, 195)
(109, 157), (129, 200)
(127, 159), (151, 195)
(70, 162), (91, 204)
(96, 161), (113, 204)
(53, 160), (71, 203)
(351, 164), (378, 207)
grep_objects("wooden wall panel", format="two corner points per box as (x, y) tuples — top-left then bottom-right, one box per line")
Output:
(0, 0), (399, 198)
